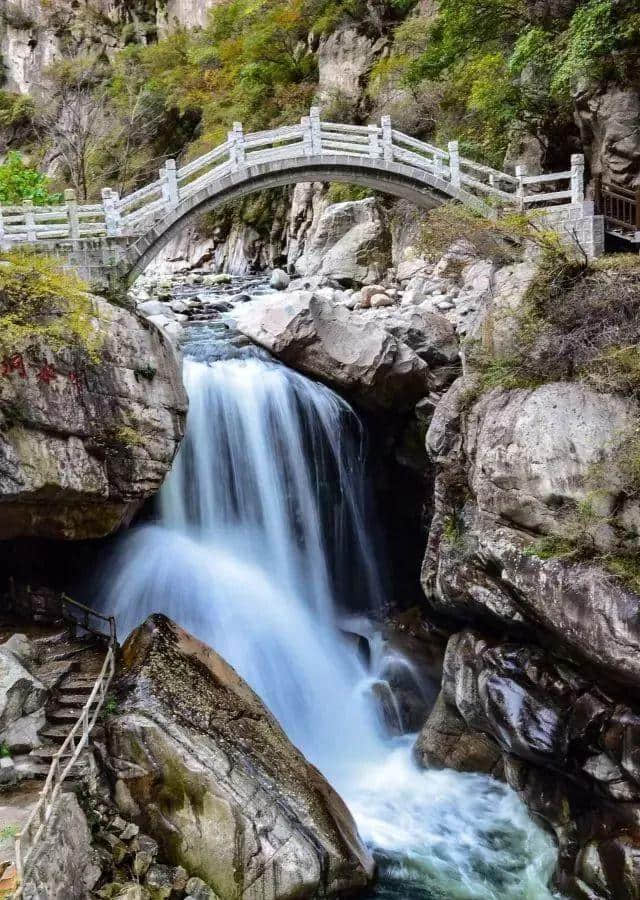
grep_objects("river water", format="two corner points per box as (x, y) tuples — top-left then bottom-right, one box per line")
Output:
(97, 304), (559, 899)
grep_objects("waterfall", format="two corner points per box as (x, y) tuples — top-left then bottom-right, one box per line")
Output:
(98, 353), (560, 899)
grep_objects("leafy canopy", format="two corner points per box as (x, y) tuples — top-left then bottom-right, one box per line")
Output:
(0, 152), (61, 206)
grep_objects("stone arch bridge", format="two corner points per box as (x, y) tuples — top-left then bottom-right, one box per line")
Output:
(0, 109), (603, 292)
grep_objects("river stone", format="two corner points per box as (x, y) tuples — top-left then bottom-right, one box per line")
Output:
(270, 268), (290, 290)
(106, 615), (374, 900)
(0, 297), (187, 539)
(233, 291), (429, 411)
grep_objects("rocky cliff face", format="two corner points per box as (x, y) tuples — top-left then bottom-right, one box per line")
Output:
(0, 295), (187, 540)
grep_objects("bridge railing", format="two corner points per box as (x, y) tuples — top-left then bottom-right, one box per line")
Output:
(0, 109), (586, 251)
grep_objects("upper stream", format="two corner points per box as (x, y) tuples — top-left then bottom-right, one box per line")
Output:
(97, 292), (560, 899)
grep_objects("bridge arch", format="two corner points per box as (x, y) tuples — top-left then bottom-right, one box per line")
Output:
(120, 154), (486, 285)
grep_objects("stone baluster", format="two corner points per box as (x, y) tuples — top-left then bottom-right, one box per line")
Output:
(515, 164), (527, 209)
(368, 123), (381, 159)
(301, 115), (313, 156)
(447, 141), (460, 187)
(381, 116), (393, 162)
(228, 122), (246, 172)
(309, 107), (322, 155)
(102, 188), (122, 237)
(23, 199), (36, 242)
(571, 154), (585, 205)
(65, 189), (79, 241)
(161, 159), (179, 209)
(0, 205), (5, 250)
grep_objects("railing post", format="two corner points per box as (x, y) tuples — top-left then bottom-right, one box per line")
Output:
(447, 140), (460, 187)
(228, 122), (246, 172)
(101, 188), (122, 237)
(0, 205), (5, 250)
(160, 158), (179, 208)
(65, 188), (79, 241)
(368, 123), (381, 159)
(515, 164), (527, 210)
(433, 153), (444, 180)
(309, 107), (322, 155)
(635, 188), (640, 231)
(233, 122), (246, 170)
(23, 199), (36, 242)
(381, 116), (393, 162)
(571, 153), (585, 205)
(301, 115), (313, 156)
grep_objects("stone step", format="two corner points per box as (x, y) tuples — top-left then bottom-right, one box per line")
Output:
(34, 659), (79, 690)
(48, 707), (85, 724)
(58, 693), (94, 707)
(29, 744), (72, 761)
(13, 756), (55, 780)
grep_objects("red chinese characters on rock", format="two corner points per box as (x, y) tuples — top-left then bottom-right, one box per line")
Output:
(0, 352), (83, 390)
(35, 362), (57, 384)
(1, 353), (27, 378)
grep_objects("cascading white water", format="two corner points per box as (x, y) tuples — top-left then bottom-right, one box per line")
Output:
(98, 353), (560, 899)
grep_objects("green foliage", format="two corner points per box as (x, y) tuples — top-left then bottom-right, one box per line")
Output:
(0, 742), (10, 758)
(134, 363), (157, 381)
(0, 90), (34, 129)
(102, 695), (118, 716)
(442, 513), (465, 548)
(0, 152), (61, 206)
(0, 251), (101, 359)
(326, 183), (373, 203)
(376, 0), (640, 164)
(0, 823), (19, 841)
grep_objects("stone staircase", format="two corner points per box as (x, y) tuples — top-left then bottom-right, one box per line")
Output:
(12, 631), (107, 783)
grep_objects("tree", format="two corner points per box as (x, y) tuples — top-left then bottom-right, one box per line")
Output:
(0, 152), (60, 205)
(34, 56), (109, 201)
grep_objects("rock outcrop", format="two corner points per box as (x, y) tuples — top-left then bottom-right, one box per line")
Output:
(105, 615), (374, 900)
(0, 298), (187, 540)
(294, 198), (391, 286)
(20, 792), (100, 900)
(233, 290), (432, 411)
(417, 630), (640, 899)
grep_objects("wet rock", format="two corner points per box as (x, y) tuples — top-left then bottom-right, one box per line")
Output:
(414, 693), (503, 776)
(270, 268), (290, 290)
(106, 615), (374, 900)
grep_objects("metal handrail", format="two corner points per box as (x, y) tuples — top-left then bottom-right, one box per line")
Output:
(12, 602), (117, 897)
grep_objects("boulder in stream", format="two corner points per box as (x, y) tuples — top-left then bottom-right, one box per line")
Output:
(233, 290), (430, 410)
(105, 615), (374, 900)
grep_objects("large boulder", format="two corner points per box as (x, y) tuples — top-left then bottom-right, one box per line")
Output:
(105, 615), (374, 900)
(0, 297), (187, 539)
(294, 198), (391, 286)
(234, 291), (430, 410)
(20, 792), (100, 900)
(465, 383), (638, 538)
(574, 82), (640, 187)
(0, 642), (47, 735)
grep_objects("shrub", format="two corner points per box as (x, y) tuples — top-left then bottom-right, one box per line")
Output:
(326, 183), (373, 203)
(0, 250), (101, 359)
(0, 153), (61, 206)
